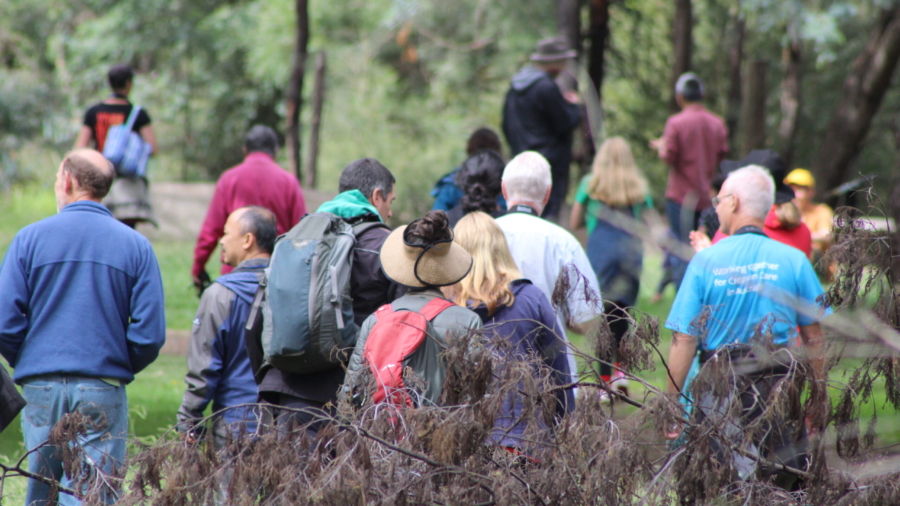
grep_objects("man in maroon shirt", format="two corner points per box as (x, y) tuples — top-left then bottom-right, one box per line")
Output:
(650, 73), (728, 288)
(192, 126), (306, 292)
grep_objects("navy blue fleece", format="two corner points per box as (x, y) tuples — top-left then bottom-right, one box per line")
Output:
(0, 201), (166, 382)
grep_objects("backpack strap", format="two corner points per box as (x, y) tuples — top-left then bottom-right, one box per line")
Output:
(124, 105), (142, 132)
(418, 298), (456, 321)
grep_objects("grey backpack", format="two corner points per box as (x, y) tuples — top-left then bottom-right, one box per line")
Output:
(260, 213), (369, 373)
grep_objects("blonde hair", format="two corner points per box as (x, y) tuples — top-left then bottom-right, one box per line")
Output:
(587, 137), (649, 206)
(773, 201), (802, 230)
(445, 211), (522, 315)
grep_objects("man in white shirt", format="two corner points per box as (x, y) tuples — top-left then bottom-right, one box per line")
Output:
(496, 151), (602, 380)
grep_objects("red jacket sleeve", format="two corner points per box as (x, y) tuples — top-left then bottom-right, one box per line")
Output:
(192, 180), (230, 278)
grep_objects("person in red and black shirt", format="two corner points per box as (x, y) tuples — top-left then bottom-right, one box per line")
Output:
(74, 63), (158, 228)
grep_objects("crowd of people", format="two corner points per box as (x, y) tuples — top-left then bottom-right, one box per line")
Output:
(0, 38), (838, 504)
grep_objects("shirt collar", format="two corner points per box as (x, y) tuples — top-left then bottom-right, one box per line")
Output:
(60, 200), (113, 217)
(234, 258), (269, 271)
(244, 151), (275, 163)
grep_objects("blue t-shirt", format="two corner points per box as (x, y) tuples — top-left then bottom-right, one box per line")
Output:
(665, 232), (828, 350)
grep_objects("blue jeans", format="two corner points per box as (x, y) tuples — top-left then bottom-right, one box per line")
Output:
(21, 376), (128, 506)
(665, 199), (702, 289)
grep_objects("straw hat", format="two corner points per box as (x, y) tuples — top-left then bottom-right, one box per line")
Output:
(380, 223), (473, 288)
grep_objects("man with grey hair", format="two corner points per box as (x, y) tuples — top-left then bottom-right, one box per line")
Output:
(502, 37), (583, 220)
(664, 165), (828, 489)
(496, 151), (600, 383)
(192, 125), (307, 294)
(0, 149), (166, 503)
(650, 72), (729, 288)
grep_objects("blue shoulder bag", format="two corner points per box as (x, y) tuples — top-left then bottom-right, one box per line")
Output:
(102, 105), (152, 178)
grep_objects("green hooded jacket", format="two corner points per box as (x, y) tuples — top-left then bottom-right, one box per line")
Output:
(317, 190), (382, 222)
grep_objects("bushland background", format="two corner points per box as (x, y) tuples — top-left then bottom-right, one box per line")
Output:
(2, 0), (900, 501)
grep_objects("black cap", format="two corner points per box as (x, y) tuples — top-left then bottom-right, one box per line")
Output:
(719, 149), (795, 204)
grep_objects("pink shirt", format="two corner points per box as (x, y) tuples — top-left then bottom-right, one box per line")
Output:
(661, 104), (729, 210)
(192, 152), (306, 277)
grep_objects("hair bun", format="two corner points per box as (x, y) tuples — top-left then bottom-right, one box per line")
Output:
(410, 210), (452, 243)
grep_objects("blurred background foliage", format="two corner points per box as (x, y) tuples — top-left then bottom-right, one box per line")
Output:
(1, 0), (898, 218)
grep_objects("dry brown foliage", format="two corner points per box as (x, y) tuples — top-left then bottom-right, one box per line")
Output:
(6, 196), (900, 505)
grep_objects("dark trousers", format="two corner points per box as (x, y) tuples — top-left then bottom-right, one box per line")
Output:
(267, 393), (333, 439)
(665, 199), (702, 289)
(542, 166), (570, 221)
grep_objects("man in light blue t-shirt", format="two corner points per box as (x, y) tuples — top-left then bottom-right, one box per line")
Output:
(663, 164), (828, 488)
(664, 164), (827, 392)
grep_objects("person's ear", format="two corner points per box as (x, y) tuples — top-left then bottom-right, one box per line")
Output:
(501, 181), (509, 201)
(370, 188), (384, 206)
(242, 232), (255, 251)
(542, 185), (552, 206)
(63, 171), (75, 195)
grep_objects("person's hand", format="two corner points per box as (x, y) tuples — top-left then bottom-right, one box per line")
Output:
(649, 137), (666, 156)
(689, 231), (712, 252)
(193, 270), (211, 297)
(563, 90), (581, 104)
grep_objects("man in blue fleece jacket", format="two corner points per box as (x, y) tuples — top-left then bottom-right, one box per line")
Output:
(0, 149), (166, 505)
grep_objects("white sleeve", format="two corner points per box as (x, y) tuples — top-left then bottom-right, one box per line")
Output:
(565, 241), (602, 326)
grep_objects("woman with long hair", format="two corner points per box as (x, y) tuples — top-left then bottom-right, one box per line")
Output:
(570, 137), (652, 396)
(445, 149), (506, 227)
(444, 211), (574, 451)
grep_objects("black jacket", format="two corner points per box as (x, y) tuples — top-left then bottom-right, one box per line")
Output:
(257, 216), (406, 404)
(502, 67), (583, 174)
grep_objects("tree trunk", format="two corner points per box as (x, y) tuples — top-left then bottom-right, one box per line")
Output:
(588, 0), (610, 101)
(305, 52), (326, 190)
(669, 0), (693, 112)
(739, 59), (768, 156)
(726, 17), (744, 152)
(812, 6), (900, 193)
(557, 0), (581, 56)
(286, 0), (310, 182)
(778, 38), (802, 167)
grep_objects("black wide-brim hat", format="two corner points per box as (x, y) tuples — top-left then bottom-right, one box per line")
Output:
(530, 37), (577, 62)
(720, 149), (795, 204)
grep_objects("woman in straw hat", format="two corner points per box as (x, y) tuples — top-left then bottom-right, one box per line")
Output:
(342, 211), (482, 407)
(444, 211), (573, 451)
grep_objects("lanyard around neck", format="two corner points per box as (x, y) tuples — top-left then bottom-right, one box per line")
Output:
(508, 204), (538, 216)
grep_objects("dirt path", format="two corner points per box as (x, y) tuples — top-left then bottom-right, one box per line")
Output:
(139, 181), (336, 242)
(143, 182), (336, 354)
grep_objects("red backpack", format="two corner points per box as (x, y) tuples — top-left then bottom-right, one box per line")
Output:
(363, 298), (456, 407)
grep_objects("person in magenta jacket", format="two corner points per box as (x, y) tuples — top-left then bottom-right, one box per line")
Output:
(192, 126), (306, 293)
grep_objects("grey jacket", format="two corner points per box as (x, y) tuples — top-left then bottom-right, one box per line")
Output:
(342, 289), (482, 407)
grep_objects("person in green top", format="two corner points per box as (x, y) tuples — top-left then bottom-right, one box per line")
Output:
(569, 137), (652, 397)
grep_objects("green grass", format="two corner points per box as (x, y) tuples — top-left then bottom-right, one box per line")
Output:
(3, 182), (900, 501)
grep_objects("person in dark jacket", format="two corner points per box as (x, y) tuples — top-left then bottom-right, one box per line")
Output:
(257, 158), (405, 434)
(177, 206), (276, 448)
(444, 211), (573, 451)
(342, 211), (482, 408)
(502, 37), (583, 221)
(0, 149), (166, 504)
(445, 149), (507, 227)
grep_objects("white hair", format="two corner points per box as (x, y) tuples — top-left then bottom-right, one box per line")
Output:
(502, 151), (552, 204)
(725, 164), (775, 220)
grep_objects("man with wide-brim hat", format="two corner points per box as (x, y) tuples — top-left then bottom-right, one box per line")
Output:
(341, 211), (483, 407)
(502, 37), (583, 222)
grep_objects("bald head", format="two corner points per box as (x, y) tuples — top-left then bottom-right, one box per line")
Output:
(61, 149), (116, 200)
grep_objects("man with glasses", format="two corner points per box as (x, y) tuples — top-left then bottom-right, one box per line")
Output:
(664, 164), (828, 491)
